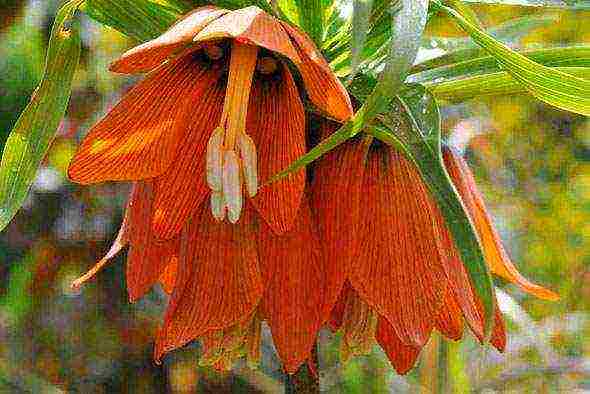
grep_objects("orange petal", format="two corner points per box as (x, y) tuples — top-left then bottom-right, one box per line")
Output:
(126, 181), (180, 302)
(310, 126), (370, 318)
(281, 22), (353, 122)
(349, 146), (447, 346)
(68, 55), (220, 185)
(158, 257), (178, 295)
(434, 209), (485, 341)
(194, 6), (301, 63)
(376, 318), (422, 375)
(443, 147), (558, 301)
(491, 305), (507, 352)
(257, 200), (325, 373)
(435, 289), (464, 341)
(110, 6), (228, 74)
(248, 64), (305, 234)
(71, 202), (130, 289)
(154, 205), (262, 362)
(150, 68), (225, 239)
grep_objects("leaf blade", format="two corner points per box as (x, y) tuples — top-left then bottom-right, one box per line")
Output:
(432, 0), (590, 115)
(0, 1), (82, 230)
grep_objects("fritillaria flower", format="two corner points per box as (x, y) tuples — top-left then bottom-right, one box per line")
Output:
(311, 121), (558, 373)
(68, 6), (352, 372)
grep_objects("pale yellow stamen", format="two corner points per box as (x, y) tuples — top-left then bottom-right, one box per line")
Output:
(222, 150), (242, 224)
(210, 190), (226, 221)
(206, 127), (224, 192)
(205, 41), (259, 223)
(340, 295), (379, 361)
(237, 132), (258, 197)
(199, 314), (261, 371)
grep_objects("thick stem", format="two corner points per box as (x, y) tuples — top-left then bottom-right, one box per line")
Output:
(284, 343), (320, 394)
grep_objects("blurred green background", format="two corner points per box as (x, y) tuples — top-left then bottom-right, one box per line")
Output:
(0, 1), (588, 392)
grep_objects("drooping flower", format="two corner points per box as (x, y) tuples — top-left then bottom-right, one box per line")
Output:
(311, 121), (558, 373)
(68, 6), (353, 373)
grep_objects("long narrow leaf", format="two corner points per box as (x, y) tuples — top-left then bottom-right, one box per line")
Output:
(462, 0), (590, 9)
(0, 1), (82, 231)
(361, 0), (428, 121)
(410, 45), (590, 84)
(429, 66), (590, 102)
(432, 0), (590, 115)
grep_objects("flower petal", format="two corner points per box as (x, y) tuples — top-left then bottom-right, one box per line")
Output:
(248, 64), (305, 234)
(349, 147), (447, 346)
(257, 200), (325, 373)
(110, 6), (228, 74)
(158, 257), (178, 295)
(150, 67), (225, 239)
(435, 289), (464, 341)
(434, 209), (485, 341)
(443, 147), (558, 301)
(281, 22), (353, 122)
(311, 127), (370, 318)
(126, 181), (180, 302)
(154, 205), (262, 362)
(376, 318), (422, 375)
(193, 6), (301, 63)
(491, 306), (507, 352)
(68, 55), (220, 185)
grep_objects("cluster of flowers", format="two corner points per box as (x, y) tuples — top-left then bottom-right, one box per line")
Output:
(68, 6), (557, 374)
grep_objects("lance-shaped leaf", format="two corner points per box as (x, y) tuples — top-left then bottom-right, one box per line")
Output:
(410, 45), (590, 84)
(269, 0), (427, 182)
(462, 0), (590, 9)
(430, 66), (590, 103)
(361, 0), (428, 121)
(0, 1), (81, 231)
(432, 0), (590, 116)
(369, 84), (496, 336)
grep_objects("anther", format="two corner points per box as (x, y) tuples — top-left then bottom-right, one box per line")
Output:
(237, 132), (258, 197)
(206, 127), (224, 192)
(222, 150), (242, 223)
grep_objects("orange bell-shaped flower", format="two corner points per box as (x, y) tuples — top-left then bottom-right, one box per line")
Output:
(311, 120), (557, 373)
(68, 6), (353, 373)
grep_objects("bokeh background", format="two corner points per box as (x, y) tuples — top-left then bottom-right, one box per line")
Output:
(0, 0), (588, 392)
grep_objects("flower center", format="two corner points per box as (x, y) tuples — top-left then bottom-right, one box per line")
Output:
(206, 42), (259, 223)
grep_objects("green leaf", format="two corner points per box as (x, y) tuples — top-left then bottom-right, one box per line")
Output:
(429, 66), (590, 103)
(298, 0), (329, 45)
(369, 84), (496, 337)
(462, 0), (590, 9)
(350, 0), (374, 77)
(83, 0), (180, 42)
(278, 0), (331, 46)
(0, 1), (82, 231)
(432, 0), (590, 116)
(361, 0), (428, 121)
(411, 45), (590, 83)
